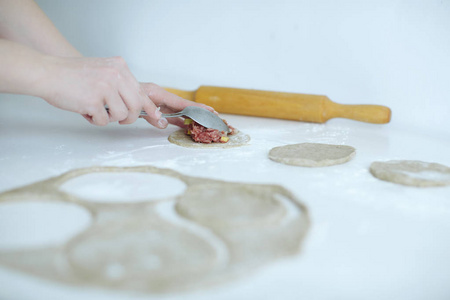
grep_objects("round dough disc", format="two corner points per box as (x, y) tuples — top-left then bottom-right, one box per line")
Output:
(176, 185), (286, 228)
(268, 143), (356, 167)
(370, 160), (450, 187)
(168, 129), (250, 149)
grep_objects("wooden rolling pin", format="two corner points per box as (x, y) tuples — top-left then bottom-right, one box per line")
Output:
(164, 86), (391, 124)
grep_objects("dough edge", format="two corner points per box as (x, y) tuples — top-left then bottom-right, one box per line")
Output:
(168, 129), (250, 149)
(370, 160), (450, 187)
(0, 165), (309, 293)
(269, 143), (356, 167)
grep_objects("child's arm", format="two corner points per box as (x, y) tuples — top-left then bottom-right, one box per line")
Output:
(0, 38), (163, 126)
(0, 1), (215, 128)
(0, 0), (81, 57)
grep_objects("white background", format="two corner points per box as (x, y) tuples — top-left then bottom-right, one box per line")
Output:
(1, 1), (449, 300)
(37, 0), (450, 135)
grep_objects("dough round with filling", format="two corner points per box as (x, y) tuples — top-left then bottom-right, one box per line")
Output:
(168, 129), (250, 148)
(269, 143), (356, 167)
(370, 160), (450, 187)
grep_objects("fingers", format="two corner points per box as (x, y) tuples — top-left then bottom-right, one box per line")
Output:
(106, 92), (128, 122)
(113, 65), (166, 127)
(141, 100), (168, 129)
(82, 114), (94, 124)
(139, 82), (221, 129)
(114, 72), (169, 128)
(115, 73), (142, 124)
(166, 117), (186, 128)
(82, 93), (127, 126)
(75, 57), (200, 128)
(83, 106), (109, 126)
(45, 56), (182, 128)
(117, 90), (141, 125)
(140, 82), (217, 114)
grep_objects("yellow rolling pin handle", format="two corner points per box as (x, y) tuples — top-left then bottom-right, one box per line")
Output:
(164, 88), (195, 101)
(323, 102), (392, 124)
(164, 86), (391, 124)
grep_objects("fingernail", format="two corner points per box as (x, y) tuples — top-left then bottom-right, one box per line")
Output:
(154, 107), (162, 118)
(158, 117), (168, 128)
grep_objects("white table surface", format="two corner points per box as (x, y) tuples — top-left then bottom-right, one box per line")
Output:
(1, 0), (450, 299)
(1, 94), (449, 300)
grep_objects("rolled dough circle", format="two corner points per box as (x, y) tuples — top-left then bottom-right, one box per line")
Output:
(370, 160), (450, 187)
(67, 221), (218, 289)
(269, 143), (356, 167)
(168, 129), (250, 149)
(176, 185), (286, 228)
(0, 166), (309, 293)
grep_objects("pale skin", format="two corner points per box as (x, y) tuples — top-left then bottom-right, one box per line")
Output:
(0, 0), (214, 128)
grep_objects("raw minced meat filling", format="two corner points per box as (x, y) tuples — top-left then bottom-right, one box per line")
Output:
(185, 119), (236, 143)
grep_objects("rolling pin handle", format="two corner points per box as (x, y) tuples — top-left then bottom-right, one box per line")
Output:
(324, 99), (392, 124)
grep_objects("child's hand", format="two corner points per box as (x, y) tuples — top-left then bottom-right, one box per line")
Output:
(39, 56), (206, 128)
(139, 82), (216, 128)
